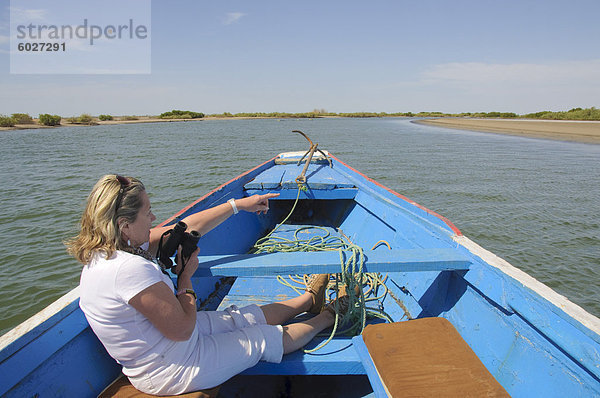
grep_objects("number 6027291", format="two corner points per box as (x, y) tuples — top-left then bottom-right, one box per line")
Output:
(17, 42), (66, 51)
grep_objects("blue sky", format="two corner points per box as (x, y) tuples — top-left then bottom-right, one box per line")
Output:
(1, 0), (599, 116)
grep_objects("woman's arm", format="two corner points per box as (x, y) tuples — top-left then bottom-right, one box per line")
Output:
(128, 281), (196, 341)
(129, 249), (199, 341)
(148, 193), (279, 255)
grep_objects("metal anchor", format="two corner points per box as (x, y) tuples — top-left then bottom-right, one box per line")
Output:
(293, 130), (331, 184)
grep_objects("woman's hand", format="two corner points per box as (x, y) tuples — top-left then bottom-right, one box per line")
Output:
(150, 193), (280, 250)
(236, 193), (280, 215)
(174, 246), (200, 279)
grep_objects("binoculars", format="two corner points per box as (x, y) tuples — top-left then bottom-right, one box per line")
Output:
(156, 221), (200, 271)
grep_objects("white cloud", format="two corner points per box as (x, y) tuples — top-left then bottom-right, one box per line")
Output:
(223, 12), (245, 25)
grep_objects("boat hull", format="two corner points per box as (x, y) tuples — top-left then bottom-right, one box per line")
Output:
(1, 152), (599, 397)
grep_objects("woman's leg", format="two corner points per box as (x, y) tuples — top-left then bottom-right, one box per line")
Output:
(281, 310), (335, 354)
(196, 273), (328, 336)
(259, 274), (336, 354)
(259, 292), (313, 325)
(260, 274), (330, 325)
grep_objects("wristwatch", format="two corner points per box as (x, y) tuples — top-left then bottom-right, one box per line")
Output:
(176, 288), (197, 300)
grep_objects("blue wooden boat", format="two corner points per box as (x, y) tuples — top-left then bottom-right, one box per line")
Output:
(1, 146), (599, 397)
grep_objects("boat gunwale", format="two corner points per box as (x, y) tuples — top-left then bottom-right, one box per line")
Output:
(0, 287), (80, 356)
(455, 235), (600, 337)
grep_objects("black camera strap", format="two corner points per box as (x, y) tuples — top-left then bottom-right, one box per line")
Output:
(155, 229), (171, 259)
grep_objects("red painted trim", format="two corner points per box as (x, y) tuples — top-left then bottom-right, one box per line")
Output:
(157, 156), (277, 228)
(329, 153), (463, 236)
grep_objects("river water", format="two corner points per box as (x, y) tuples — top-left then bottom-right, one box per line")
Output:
(1, 118), (598, 336)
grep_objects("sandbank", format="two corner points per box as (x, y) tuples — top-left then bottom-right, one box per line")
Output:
(415, 118), (600, 144)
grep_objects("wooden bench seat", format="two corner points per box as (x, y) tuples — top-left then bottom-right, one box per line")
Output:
(98, 375), (220, 398)
(195, 249), (471, 277)
(352, 318), (510, 397)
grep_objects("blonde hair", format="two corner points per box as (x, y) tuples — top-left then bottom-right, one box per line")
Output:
(66, 175), (146, 264)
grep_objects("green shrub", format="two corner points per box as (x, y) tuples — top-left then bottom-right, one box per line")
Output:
(482, 112), (518, 118)
(338, 112), (382, 118)
(161, 113), (192, 119)
(565, 106), (600, 120)
(160, 110), (204, 119)
(65, 114), (96, 124)
(522, 111), (552, 118)
(38, 114), (61, 126)
(11, 113), (34, 124)
(98, 114), (113, 121)
(522, 107), (600, 121)
(78, 114), (93, 124)
(0, 115), (16, 127)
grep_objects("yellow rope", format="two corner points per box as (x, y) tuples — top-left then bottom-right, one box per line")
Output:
(250, 185), (393, 352)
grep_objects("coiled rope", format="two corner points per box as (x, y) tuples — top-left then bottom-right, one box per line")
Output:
(250, 185), (393, 352)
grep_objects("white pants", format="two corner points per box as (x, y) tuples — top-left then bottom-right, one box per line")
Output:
(130, 304), (283, 395)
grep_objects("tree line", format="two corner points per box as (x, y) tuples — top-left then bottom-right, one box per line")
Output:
(207, 108), (600, 120)
(1, 107), (599, 128)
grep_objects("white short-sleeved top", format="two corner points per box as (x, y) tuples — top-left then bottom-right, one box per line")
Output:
(79, 243), (175, 366)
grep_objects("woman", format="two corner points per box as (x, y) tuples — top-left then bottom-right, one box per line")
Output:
(66, 175), (344, 395)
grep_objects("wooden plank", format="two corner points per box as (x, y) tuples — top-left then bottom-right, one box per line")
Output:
(352, 336), (388, 398)
(244, 187), (358, 200)
(280, 164), (354, 189)
(244, 163), (355, 190)
(195, 249), (471, 277)
(356, 320), (510, 397)
(244, 165), (285, 189)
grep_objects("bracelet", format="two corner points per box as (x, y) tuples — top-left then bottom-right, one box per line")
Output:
(176, 289), (197, 300)
(227, 198), (239, 214)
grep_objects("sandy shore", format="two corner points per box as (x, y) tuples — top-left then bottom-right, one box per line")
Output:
(415, 118), (600, 144)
